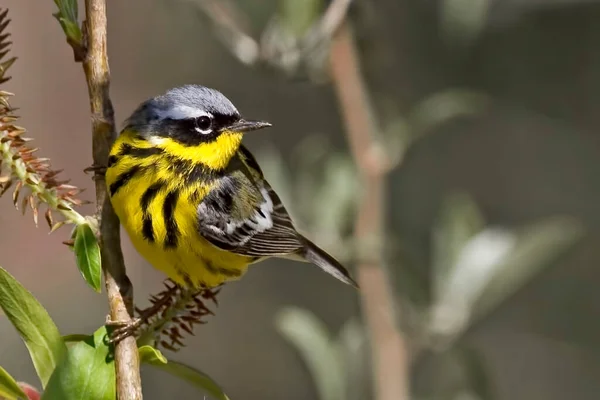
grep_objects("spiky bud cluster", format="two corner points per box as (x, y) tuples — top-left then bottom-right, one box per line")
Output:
(0, 8), (86, 230)
(137, 280), (220, 351)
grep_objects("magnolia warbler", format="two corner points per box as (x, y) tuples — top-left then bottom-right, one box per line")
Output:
(106, 85), (358, 294)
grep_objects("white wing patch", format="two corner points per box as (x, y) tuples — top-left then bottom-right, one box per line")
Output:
(224, 187), (274, 245)
(197, 186), (275, 245)
(197, 171), (302, 256)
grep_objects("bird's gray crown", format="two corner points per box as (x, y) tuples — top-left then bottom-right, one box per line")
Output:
(126, 85), (240, 127)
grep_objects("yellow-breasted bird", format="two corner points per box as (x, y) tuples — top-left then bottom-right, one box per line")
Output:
(106, 85), (358, 293)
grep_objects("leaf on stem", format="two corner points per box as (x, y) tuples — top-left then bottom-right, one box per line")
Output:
(409, 89), (489, 135)
(140, 345), (229, 400)
(73, 223), (102, 293)
(0, 267), (66, 388)
(0, 366), (27, 400)
(275, 307), (345, 400)
(52, 0), (82, 44)
(431, 193), (485, 300)
(61, 334), (89, 344)
(42, 327), (115, 400)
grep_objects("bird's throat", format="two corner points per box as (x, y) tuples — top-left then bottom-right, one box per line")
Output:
(160, 131), (243, 172)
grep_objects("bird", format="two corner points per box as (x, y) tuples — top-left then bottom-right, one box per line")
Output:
(105, 84), (358, 295)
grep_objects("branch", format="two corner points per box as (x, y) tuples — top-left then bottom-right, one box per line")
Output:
(328, 23), (409, 400)
(80, 0), (142, 398)
(193, 0), (259, 65)
(192, 0), (351, 70)
(301, 0), (352, 54)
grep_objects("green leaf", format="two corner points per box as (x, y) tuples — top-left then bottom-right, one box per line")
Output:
(52, 0), (82, 43)
(431, 193), (485, 298)
(275, 307), (345, 400)
(0, 366), (27, 400)
(337, 319), (369, 400)
(409, 89), (489, 135)
(0, 267), (66, 388)
(53, 0), (77, 24)
(58, 19), (82, 43)
(473, 216), (583, 323)
(429, 216), (583, 346)
(313, 154), (357, 236)
(61, 334), (89, 343)
(73, 223), (102, 293)
(141, 347), (229, 400)
(138, 345), (167, 364)
(42, 327), (115, 400)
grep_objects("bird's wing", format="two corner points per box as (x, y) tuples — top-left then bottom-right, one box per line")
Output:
(196, 147), (304, 257)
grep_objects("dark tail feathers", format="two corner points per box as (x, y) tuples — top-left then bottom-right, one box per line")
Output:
(301, 237), (359, 288)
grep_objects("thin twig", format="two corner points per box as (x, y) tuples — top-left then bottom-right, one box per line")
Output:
(81, 0), (142, 398)
(329, 23), (409, 400)
(301, 0), (352, 53)
(193, 0), (352, 69)
(193, 0), (259, 65)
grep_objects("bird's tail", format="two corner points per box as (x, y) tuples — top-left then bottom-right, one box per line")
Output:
(300, 236), (359, 288)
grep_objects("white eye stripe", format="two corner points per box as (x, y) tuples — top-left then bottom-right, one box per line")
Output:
(155, 105), (213, 120)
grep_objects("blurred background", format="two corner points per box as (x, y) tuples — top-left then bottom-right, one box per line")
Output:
(2, 0), (600, 399)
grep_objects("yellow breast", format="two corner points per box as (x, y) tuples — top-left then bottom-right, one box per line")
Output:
(106, 133), (253, 288)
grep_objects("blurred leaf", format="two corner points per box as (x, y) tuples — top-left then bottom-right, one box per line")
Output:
(473, 216), (583, 322)
(429, 216), (583, 346)
(429, 228), (517, 341)
(73, 223), (102, 293)
(0, 366), (26, 400)
(52, 0), (82, 43)
(142, 354), (230, 400)
(0, 267), (66, 388)
(459, 345), (494, 400)
(42, 327), (115, 400)
(312, 153), (357, 236)
(412, 345), (493, 400)
(337, 319), (369, 400)
(409, 89), (489, 135)
(440, 0), (491, 45)
(380, 116), (411, 165)
(138, 345), (167, 364)
(432, 193), (485, 298)
(275, 307), (345, 400)
(293, 135), (333, 224)
(279, 0), (323, 37)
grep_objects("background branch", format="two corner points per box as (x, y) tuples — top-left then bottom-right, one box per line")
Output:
(193, 0), (351, 69)
(80, 0), (142, 398)
(328, 23), (409, 400)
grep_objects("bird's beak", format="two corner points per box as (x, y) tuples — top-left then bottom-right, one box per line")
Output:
(227, 119), (272, 133)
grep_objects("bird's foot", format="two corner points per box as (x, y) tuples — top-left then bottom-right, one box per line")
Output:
(106, 282), (179, 344)
(84, 164), (107, 181)
(105, 315), (143, 344)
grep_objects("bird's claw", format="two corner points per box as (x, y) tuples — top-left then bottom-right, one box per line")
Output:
(84, 164), (107, 181)
(105, 315), (143, 344)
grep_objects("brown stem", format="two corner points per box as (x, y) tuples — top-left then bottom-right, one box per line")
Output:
(329, 23), (410, 400)
(81, 0), (142, 398)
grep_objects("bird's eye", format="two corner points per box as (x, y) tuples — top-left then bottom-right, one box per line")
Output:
(195, 116), (212, 134)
